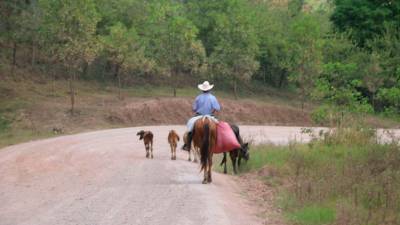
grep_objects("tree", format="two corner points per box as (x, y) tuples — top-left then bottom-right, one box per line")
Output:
(100, 22), (151, 99)
(331, 0), (400, 47)
(17, 1), (42, 68)
(287, 14), (324, 110)
(39, 0), (100, 115)
(253, 6), (292, 87)
(95, 0), (148, 35)
(184, 0), (234, 56)
(0, 0), (34, 73)
(196, 0), (259, 98)
(365, 27), (400, 111)
(144, 1), (206, 96)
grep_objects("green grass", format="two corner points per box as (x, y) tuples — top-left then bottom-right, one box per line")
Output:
(213, 145), (294, 174)
(0, 129), (55, 148)
(238, 127), (400, 225)
(213, 145), (292, 174)
(287, 205), (336, 225)
(242, 145), (292, 171)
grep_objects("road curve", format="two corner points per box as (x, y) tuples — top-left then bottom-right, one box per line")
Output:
(0, 126), (356, 225)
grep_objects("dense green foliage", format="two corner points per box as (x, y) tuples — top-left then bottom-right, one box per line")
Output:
(331, 0), (400, 47)
(1, 0), (400, 116)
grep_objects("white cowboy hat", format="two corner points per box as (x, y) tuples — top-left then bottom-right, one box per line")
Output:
(198, 81), (214, 91)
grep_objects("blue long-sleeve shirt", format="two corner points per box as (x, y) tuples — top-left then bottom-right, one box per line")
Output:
(192, 92), (221, 115)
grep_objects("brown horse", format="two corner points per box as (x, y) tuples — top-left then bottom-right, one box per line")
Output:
(192, 117), (217, 184)
(168, 130), (180, 160)
(137, 130), (154, 159)
(183, 131), (200, 162)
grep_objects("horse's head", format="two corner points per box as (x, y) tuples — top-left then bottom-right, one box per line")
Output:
(239, 143), (250, 161)
(136, 130), (145, 140)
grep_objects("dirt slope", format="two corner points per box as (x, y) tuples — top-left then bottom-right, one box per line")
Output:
(107, 97), (312, 126)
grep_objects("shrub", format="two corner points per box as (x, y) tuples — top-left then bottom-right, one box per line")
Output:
(311, 105), (329, 125)
(0, 115), (11, 133)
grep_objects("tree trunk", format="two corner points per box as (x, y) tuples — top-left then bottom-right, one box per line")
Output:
(11, 42), (17, 75)
(263, 66), (266, 84)
(69, 71), (76, 116)
(300, 87), (305, 112)
(114, 64), (121, 99)
(118, 73), (122, 100)
(371, 92), (375, 111)
(31, 42), (36, 67)
(233, 78), (238, 100)
(52, 68), (56, 96)
(278, 71), (286, 88)
(12, 42), (17, 65)
(172, 67), (177, 97)
(114, 63), (120, 78)
(82, 61), (88, 77)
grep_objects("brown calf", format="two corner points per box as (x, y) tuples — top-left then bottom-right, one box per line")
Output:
(167, 130), (180, 160)
(137, 130), (154, 159)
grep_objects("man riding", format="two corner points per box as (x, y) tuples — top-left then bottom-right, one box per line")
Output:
(182, 81), (221, 151)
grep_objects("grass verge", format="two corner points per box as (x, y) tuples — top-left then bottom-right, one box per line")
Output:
(237, 127), (400, 225)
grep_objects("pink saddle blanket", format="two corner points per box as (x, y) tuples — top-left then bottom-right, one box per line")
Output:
(212, 122), (241, 153)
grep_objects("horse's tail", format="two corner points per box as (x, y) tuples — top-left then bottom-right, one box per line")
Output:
(200, 122), (210, 172)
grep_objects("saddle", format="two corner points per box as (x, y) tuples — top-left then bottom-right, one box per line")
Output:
(186, 115), (218, 132)
(186, 116), (240, 153)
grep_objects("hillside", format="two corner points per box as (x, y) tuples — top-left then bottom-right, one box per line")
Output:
(0, 74), (315, 147)
(2, 71), (399, 148)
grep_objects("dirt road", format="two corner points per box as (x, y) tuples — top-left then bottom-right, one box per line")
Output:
(0, 126), (335, 225)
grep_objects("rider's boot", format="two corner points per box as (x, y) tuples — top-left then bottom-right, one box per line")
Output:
(182, 132), (193, 151)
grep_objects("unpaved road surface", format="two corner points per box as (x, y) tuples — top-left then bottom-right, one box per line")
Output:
(0, 126), (395, 225)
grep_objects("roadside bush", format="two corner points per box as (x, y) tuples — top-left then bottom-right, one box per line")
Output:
(0, 114), (11, 133)
(311, 105), (329, 125)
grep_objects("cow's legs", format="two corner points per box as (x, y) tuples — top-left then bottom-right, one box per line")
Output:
(145, 144), (149, 158)
(230, 152), (238, 174)
(173, 144), (176, 160)
(150, 141), (153, 159)
(222, 152), (227, 174)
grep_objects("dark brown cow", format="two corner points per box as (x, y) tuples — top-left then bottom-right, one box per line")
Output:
(220, 124), (250, 174)
(137, 130), (154, 159)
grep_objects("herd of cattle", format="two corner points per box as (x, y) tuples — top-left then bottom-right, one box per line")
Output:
(136, 126), (250, 175)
